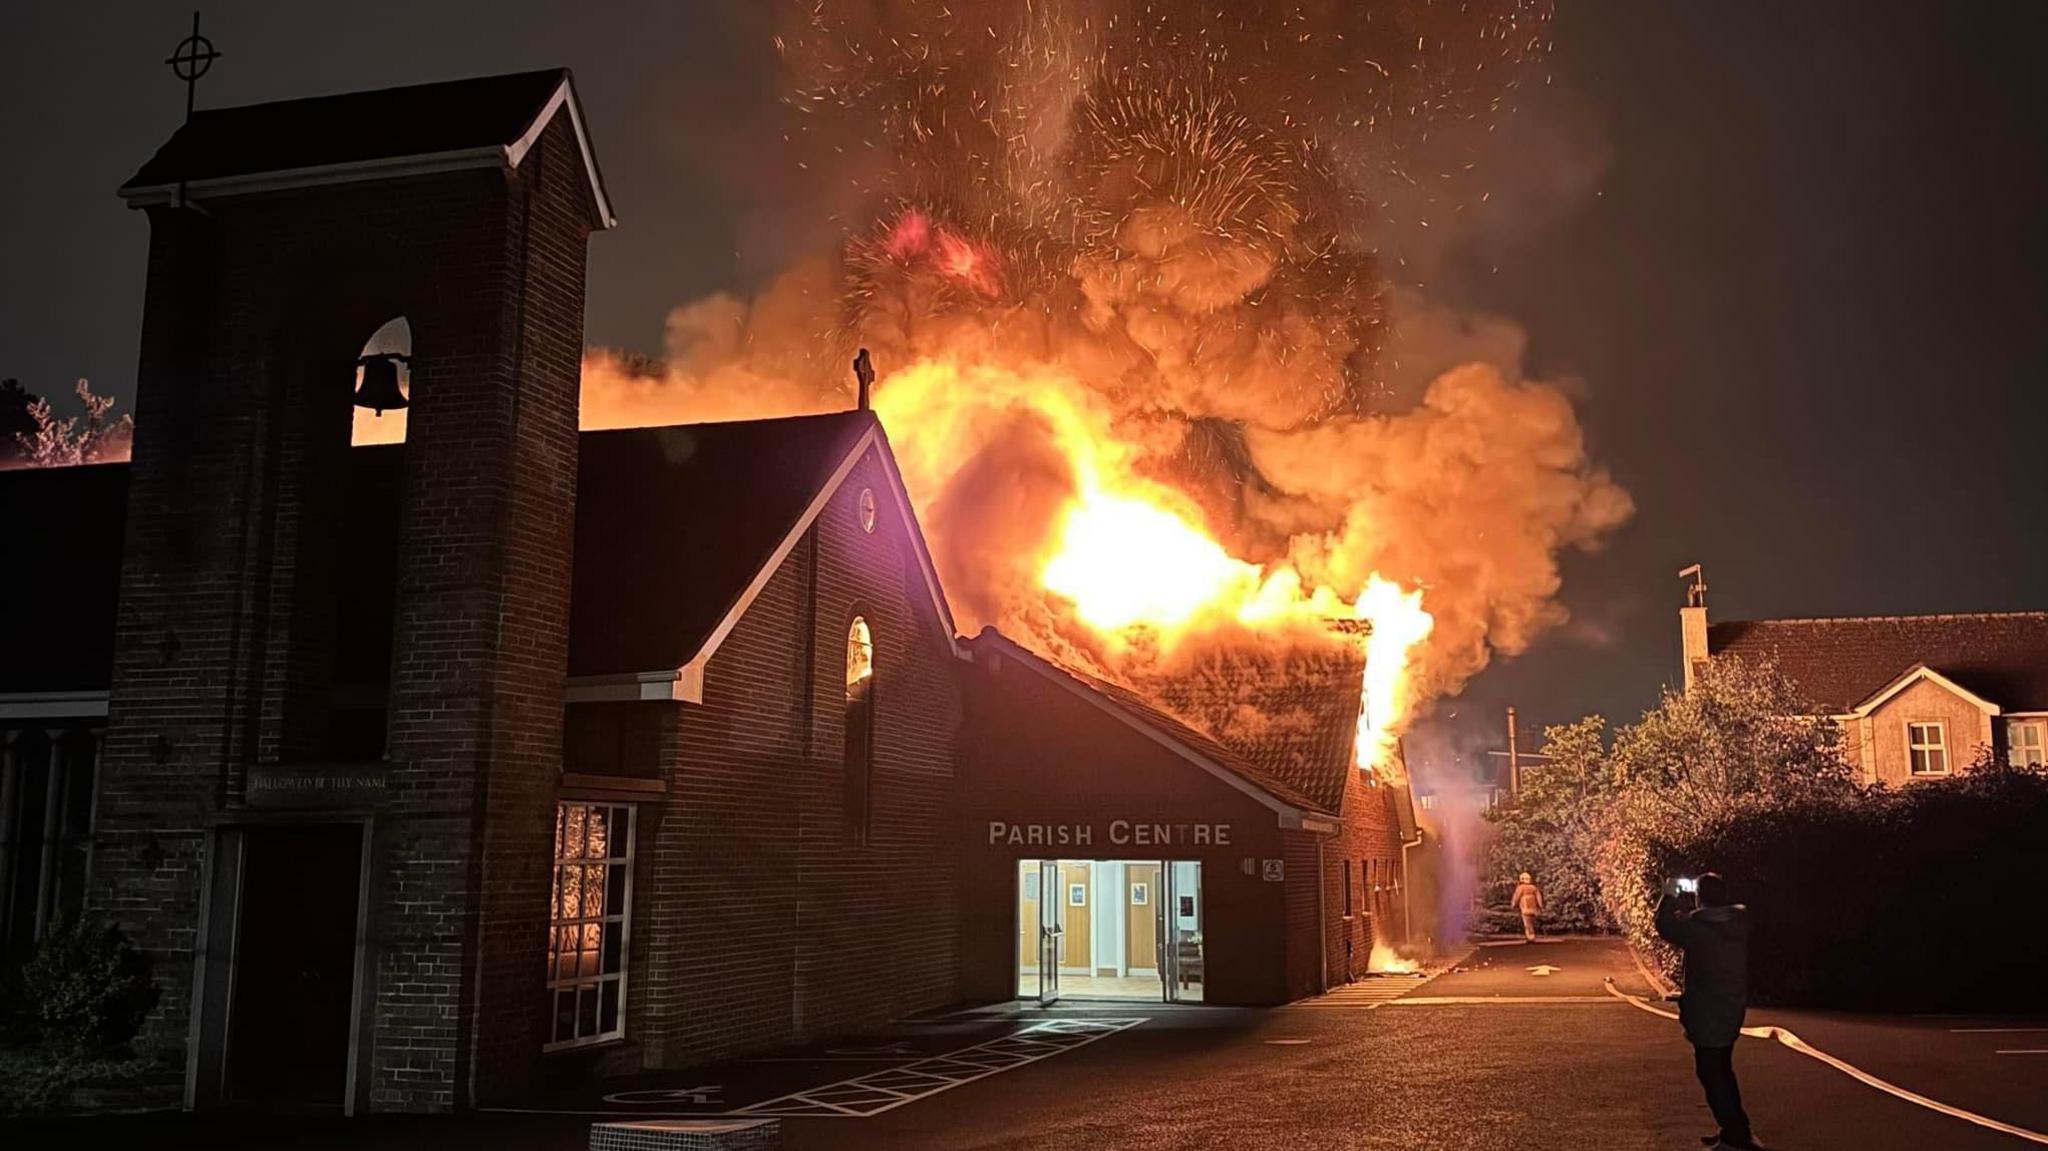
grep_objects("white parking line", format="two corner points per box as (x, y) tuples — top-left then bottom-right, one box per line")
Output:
(1954, 1027), (2048, 1033)
(735, 1018), (1143, 1117)
(481, 1018), (1143, 1119)
(1603, 979), (2048, 1146)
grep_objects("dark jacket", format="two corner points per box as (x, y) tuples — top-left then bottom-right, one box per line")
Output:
(1654, 897), (1751, 1047)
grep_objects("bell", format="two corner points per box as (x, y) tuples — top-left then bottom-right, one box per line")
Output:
(352, 354), (410, 415)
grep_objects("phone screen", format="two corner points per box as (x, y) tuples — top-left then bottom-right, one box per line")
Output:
(1677, 877), (1698, 894)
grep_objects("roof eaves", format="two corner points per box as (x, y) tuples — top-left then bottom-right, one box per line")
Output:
(671, 420), (962, 704)
(975, 631), (1326, 823)
(119, 73), (618, 229)
(1851, 663), (2002, 717)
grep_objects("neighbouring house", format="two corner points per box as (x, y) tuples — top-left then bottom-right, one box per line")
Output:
(1679, 573), (2048, 785)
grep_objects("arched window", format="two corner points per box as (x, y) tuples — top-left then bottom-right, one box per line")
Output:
(349, 316), (411, 446)
(844, 616), (875, 844)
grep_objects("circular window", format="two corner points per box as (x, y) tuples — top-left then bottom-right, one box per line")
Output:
(858, 487), (878, 534)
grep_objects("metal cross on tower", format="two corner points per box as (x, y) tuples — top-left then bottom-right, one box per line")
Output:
(166, 11), (220, 123)
(164, 11), (220, 209)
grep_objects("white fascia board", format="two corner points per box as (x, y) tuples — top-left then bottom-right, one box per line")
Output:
(563, 671), (685, 704)
(119, 146), (506, 208)
(870, 433), (962, 647)
(982, 632), (1313, 825)
(122, 77), (617, 229)
(0, 690), (111, 720)
(506, 78), (618, 229)
(1852, 664), (2001, 717)
(675, 428), (877, 704)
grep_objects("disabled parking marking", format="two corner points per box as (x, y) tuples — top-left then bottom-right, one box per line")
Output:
(731, 1017), (1144, 1118)
(604, 1085), (725, 1106)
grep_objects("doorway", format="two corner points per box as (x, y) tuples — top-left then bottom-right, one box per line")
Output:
(224, 824), (366, 1109)
(1016, 859), (1203, 1002)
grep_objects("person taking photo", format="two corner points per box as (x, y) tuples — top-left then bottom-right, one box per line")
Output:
(1655, 872), (1760, 1151)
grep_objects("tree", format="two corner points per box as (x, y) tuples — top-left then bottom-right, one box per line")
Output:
(10, 379), (133, 467)
(1593, 657), (1857, 964)
(1482, 656), (1855, 938)
(1480, 716), (1621, 933)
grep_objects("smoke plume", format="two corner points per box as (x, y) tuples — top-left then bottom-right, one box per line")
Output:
(575, 0), (1631, 724)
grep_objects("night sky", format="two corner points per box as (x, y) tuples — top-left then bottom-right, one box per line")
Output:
(7, 3), (2045, 771)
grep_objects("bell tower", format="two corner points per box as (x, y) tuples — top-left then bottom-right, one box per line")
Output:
(97, 71), (615, 1113)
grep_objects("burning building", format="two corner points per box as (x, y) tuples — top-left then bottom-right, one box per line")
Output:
(3, 0), (1639, 1117)
(0, 66), (1439, 1116)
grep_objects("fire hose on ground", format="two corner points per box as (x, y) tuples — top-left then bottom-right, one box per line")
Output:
(1601, 977), (2048, 1146)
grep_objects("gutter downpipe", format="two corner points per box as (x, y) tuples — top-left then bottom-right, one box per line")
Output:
(1316, 838), (1329, 994)
(1400, 831), (1424, 944)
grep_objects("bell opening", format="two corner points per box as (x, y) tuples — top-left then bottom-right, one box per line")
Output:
(351, 317), (411, 446)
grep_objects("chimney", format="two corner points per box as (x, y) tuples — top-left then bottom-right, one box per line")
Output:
(1679, 563), (1708, 692)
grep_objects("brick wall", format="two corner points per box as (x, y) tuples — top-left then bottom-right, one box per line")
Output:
(630, 444), (963, 1067)
(1281, 769), (1404, 998)
(90, 112), (598, 1113)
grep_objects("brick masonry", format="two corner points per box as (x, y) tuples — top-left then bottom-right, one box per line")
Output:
(89, 112), (600, 1112)
(1282, 767), (1406, 997)
(627, 445), (964, 1068)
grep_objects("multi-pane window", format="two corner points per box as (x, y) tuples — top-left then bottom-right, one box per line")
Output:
(546, 802), (634, 1049)
(1906, 722), (1949, 776)
(2010, 720), (2047, 769)
(1, 727), (98, 963)
(1341, 859), (1355, 917)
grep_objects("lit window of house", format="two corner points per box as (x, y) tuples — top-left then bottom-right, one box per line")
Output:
(2011, 720), (2047, 769)
(546, 802), (634, 1049)
(1906, 722), (1949, 776)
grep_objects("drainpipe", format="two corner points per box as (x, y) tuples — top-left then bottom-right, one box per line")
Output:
(1315, 839), (1328, 994)
(1400, 830), (1424, 945)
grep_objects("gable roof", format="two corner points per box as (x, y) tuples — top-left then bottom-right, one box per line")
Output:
(0, 412), (956, 707)
(1134, 644), (1367, 815)
(0, 462), (128, 696)
(120, 69), (616, 227)
(1709, 612), (2048, 713)
(968, 629), (1354, 822)
(568, 412), (958, 700)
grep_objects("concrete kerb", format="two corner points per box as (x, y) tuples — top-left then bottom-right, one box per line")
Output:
(1601, 978), (2048, 1147)
(591, 1119), (780, 1150)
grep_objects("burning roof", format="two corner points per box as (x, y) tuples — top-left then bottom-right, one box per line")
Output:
(968, 628), (1366, 818)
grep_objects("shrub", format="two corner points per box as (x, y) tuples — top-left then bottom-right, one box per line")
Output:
(1605, 758), (2048, 1011)
(9, 917), (158, 1057)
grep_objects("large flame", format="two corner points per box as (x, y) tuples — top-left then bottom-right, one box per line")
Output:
(340, 0), (1629, 782)
(873, 356), (1432, 768)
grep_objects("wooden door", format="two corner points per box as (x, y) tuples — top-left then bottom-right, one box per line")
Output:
(1058, 863), (1092, 971)
(1126, 864), (1160, 973)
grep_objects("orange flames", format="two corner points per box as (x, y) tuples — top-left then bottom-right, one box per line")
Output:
(872, 357), (1433, 771)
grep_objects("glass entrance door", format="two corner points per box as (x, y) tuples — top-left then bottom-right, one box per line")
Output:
(1037, 860), (1061, 1004)
(1158, 861), (1204, 1003)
